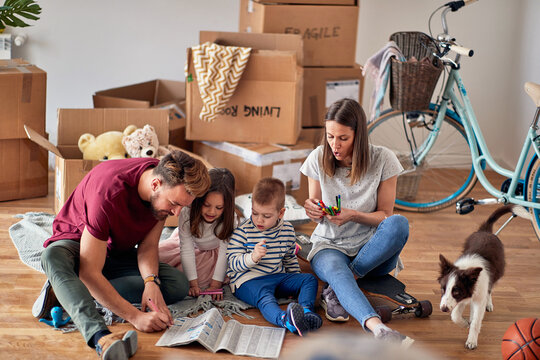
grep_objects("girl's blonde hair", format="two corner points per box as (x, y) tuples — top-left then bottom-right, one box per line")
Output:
(189, 168), (236, 240)
(321, 98), (370, 185)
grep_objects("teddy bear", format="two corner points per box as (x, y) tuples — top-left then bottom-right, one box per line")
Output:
(122, 124), (169, 159)
(78, 125), (136, 160)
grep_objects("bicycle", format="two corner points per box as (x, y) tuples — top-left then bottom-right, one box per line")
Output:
(367, 0), (540, 239)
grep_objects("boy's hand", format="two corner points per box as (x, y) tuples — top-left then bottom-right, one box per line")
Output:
(251, 240), (267, 263)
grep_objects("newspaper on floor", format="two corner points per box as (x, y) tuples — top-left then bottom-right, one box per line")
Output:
(155, 307), (286, 359)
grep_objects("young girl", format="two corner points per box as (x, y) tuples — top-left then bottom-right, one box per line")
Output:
(158, 168), (236, 301)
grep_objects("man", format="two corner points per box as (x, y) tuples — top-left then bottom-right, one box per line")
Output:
(32, 150), (210, 360)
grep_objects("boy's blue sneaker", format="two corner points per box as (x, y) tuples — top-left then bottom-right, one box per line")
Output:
(281, 302), (308, 336)
(303, 308), (323, 332)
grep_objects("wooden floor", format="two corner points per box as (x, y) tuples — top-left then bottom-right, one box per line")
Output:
(1, 172), (539, 360)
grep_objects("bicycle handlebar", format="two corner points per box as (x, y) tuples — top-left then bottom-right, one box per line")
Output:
(449, 44), (474, 57)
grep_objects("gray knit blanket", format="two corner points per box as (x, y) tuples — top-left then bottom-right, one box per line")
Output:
(8, 212), (268, 333)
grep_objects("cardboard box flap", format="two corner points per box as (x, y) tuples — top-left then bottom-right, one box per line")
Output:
(93, 95), (151, 109)
(201, 141), (313, 166)
(187, 48), (298, 83)
(57, 108), (169, 147)
(94, 80), (158, 103)
(199, 31), (303, 65)
(24, 125), (63, 158)
(93, 79), (185, 108)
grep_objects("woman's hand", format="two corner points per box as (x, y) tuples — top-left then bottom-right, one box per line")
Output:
(325, 208), (355, 227)
(188, 279), (201, 297)
(304, 198), (325, 222)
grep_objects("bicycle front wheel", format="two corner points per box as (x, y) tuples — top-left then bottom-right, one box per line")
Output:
(525, 156), (540, 241)
(368, 107), (477, 212)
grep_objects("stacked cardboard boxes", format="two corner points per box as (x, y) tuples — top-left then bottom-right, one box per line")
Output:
(93, 79), (192, 151)
(186, 31), (314, 204)
(0, 59), (48, 202)
(239, 0), (364, 147)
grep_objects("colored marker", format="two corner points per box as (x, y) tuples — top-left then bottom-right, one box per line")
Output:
(200, 289), (223, 295)
(148, 298), (159, 312)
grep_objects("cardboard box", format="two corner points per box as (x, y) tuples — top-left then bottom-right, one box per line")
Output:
(186, 46), (302, 145)
(194, 141), (313, 204)
(200, 30), (303, 66)
(302, 65), (364, 127)
(0, 138), (48, 201)
(93, 79), (192, 151)
(0, 59), (46, 140)
(299, 127), (324, 149)
(239, 0), (359, 67)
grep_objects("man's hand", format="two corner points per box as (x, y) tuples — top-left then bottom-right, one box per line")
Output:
(251, 240), (267, 263)
(131, 310), (172, 332)
(140, 282), (173, 328)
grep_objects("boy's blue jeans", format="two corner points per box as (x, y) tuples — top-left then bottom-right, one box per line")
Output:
(310, 215), (409, 330)
(234, 272), (318, 327)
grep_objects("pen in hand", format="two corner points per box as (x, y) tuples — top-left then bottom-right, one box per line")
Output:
(148, 298), (171, 328)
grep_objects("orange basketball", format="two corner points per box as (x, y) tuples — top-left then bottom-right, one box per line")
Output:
(501, 318), (540, 360)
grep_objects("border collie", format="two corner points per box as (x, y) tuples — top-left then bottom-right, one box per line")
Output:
(438, 205), (524, 349)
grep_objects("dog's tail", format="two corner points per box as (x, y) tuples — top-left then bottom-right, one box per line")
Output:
(477, 205), (529, 233)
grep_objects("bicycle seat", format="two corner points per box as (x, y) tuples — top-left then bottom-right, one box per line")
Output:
(525, 82), (540, 107)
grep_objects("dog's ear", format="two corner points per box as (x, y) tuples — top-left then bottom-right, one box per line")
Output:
(464, 267), (483, 283)
(438, 254), (454, 280)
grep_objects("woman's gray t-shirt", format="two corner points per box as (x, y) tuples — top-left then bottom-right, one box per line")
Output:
(299, 144), (403, 261)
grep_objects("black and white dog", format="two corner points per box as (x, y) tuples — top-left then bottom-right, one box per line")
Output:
(438, 205), (525, 349)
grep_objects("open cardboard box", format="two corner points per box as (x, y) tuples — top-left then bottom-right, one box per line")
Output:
(186, 32), (303, 145)
(25, 108), (211, 227)
(239, 0), (359, 67)
(93, 79), (191, 150)
(194, 140), (313, 205)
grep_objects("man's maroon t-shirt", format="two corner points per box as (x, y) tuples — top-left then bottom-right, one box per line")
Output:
(45, 157), (160, 252)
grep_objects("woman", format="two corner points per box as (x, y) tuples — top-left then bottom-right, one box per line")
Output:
(300, 98), (412, 344)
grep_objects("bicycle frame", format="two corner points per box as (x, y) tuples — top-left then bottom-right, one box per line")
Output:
(413, 67), (540, 209)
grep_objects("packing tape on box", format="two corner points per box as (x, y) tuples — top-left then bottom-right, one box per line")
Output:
(0, 62), (34, 103)
(202, 141), (312, 167)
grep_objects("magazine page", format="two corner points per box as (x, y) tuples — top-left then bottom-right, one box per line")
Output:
(155, 307), (225, 352)
(216, 319), (286, 359)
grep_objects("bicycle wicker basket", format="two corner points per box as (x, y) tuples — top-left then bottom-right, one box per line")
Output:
(389, 32), (443, 111)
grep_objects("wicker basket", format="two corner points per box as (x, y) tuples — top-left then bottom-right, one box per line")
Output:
(396, 154), (423, 201)
(389, 32), (443, 111)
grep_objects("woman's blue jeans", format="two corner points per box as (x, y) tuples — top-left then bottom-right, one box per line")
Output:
(310, 215), (409, 330)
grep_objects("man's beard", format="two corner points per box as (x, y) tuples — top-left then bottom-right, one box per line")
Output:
(150, 192), (171, 221)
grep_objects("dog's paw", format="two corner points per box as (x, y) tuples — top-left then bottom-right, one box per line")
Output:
(465, 340), (478, 350)
(486, 303), (494, 312)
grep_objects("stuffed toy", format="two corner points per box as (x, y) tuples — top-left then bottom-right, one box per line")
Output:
(78, 125), (136, 160)
(122, 124), (169, 158)
(39, 306), (71, 328)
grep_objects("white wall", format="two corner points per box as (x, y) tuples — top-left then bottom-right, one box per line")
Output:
(10, 0), (538, 170)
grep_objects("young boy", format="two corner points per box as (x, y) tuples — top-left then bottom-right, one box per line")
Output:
(227, 177), (322, 336)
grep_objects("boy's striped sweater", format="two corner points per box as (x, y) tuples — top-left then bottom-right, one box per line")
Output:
(226, 218), (300, 292)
